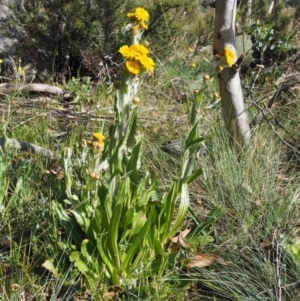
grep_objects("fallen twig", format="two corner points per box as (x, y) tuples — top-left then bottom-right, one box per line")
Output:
(0, 137), (55, 159)
(0, 83), (72, 100)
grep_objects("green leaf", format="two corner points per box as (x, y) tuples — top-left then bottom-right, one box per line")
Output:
(70, 251), (89, 274)
(183, 168), (203, 184)
(81, 239), (95, 264)
(166, 183), (189, 241)
(107, 202), (123, 271)
(136, 174), (157, 206)
(98, 184), (112, 227)
(126, 139), (142, 183)
(71, 210), (90, 234)
(97, 235), (119, 285)
(42, 259), (59, 277)
(121, 219), (150, 274)
(126, 109), (138, 147)
(185, 119), (200, 148)
(159, 181), (179, 241)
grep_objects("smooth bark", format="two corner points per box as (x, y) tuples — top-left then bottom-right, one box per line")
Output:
(213, 0), (250, 147)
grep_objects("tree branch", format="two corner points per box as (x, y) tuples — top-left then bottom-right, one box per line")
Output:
(0, 137), (55, 159)
(0, 83), (72, 100)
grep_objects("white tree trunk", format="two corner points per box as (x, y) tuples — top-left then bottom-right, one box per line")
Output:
(213, 0), (251, 147)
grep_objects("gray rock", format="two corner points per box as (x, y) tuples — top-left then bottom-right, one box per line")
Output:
(0, 1), (20, 55)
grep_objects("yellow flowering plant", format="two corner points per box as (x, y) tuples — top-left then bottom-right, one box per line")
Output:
(51, 7), (220, 294)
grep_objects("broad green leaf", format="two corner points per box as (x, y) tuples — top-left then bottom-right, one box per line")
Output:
(166, 183), (189, 241)
(159, 181), (179, 241)
(126, 140), (142, 184)
(109, 172), (121, 207)
(81, 239), (96, 264)
(182, 168), (203, 185)
(42, 259), (59, 277)
(130, 212), (147, 236)
(69, 251), (98, 287)
(137, 175), (157, 206)
(97, 235), (118, 284)
(185, 119), (200, 148)
(185, 137), (205, 150)
(70, 251), (89, 274)
(97, 236), (111, 268)
(71, 210), (90, 233)
(121, 220), (150, 274)
(126, 109), (138, 147)
(98, 184), (112, 224)
(107, 202), (123, 271)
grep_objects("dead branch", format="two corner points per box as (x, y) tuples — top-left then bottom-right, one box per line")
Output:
(250, 73), (300, 127)
(0, 137), (55, 159)
(0, 83), (72, 100)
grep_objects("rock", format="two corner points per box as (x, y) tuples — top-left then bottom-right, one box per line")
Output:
(0, 1), (19, 55)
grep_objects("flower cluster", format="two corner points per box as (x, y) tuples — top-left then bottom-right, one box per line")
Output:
(119, 44), (155, 75)
(127, 7), (149, 31)
(91, 132), (105, 150)
(82, 132), (106, 153)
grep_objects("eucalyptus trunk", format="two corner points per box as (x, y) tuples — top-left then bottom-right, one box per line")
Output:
(213, 0), (251, 147)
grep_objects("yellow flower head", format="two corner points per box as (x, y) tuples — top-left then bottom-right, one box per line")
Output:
(191, 62), (196, 68)
(126, 60), (142, 75)
(119, 44), (149, 59)
(127, 7), (149, 30)
(127, 7), (149, 23)
(119, 44), (155, 75)
(93, 132), (105, 144)
(91, 132), (105, 153)
(188, 48), (193, 53)
(0, 59), (3, 64)
(224, 46), (236, 67)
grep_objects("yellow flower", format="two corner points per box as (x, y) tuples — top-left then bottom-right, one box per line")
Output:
(127, 7), (149, 30)
(188, 48), (193, 53)
(126, 60), (142, 75)
(119, 44), (149, 59)
(139, 21), (148, 30)
(93, 132), (105, 145)
(0, 59), (3, 64)
(91, 132), (105, 153)
(127, 7), (149, 23)
(119, 44), (155, 75)
(224, 46), (236, 67)
(191, 62), (196, 68)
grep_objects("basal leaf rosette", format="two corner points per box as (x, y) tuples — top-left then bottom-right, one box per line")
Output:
(119, 44), (155, 76)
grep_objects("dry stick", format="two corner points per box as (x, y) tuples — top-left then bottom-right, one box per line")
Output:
(250, 76), (300, 127)
(245, 75), (300, 162)
(0, 137), (55, 159)
(0, 83), (72, 100)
